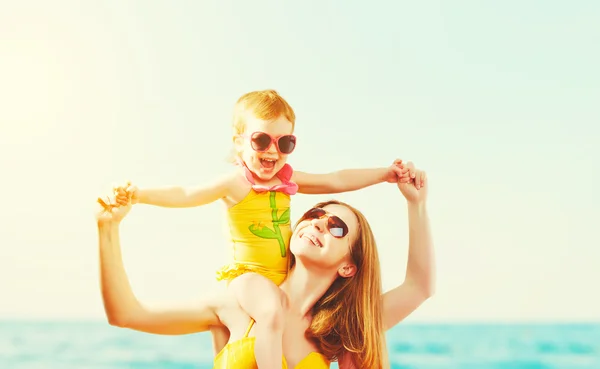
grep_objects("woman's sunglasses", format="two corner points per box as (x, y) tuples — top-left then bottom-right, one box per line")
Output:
(245, 131), (297, 155)
(300, 207), (349, 238)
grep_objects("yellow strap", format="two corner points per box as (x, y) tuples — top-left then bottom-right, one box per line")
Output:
(243, 319), (255, 338)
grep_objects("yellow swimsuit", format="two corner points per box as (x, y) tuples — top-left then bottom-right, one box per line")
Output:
(215, 163), (297, 286)
(213, 319), (330, 369)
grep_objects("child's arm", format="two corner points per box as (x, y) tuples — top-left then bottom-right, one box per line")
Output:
(123, 172), (237, 208)
(292, 159), (409, 195)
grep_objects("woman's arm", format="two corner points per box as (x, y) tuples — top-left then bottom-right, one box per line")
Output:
(381, 165), (436, 330)
(98, 221), (223, 335)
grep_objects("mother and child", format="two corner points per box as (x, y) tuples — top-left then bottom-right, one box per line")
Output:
(96, 89), (435, 368)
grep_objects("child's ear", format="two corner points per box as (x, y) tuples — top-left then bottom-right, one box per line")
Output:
(233, 135), (244, 152)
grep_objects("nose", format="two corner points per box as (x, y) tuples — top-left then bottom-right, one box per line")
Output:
(310, 217), (326, 233)
(265, 141), (278, 154)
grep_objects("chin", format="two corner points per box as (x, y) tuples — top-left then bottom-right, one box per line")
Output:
(255, 171), (276, 181)
(289, 243), (301, 257)
(260, 167), (284, 180)
(289, 242), (306, 256)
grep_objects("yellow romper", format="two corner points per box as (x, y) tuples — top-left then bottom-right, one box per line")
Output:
(213, 319), (330, 369)
(215, 163), (297, 286)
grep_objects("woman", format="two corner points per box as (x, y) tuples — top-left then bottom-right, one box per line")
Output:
(96, 161), (434, 368)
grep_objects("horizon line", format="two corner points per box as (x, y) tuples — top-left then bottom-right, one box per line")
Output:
(1, 318), (599, 325)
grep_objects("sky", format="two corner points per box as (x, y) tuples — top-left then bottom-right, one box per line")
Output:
(0, 0), (598, 322)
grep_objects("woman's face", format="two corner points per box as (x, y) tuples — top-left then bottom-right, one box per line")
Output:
(290, 204), (360, 274)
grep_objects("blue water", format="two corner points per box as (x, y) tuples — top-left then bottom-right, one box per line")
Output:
(1, 322), (599, 369)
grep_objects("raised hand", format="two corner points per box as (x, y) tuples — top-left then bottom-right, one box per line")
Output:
(384, 159), (412, 184)
(96, 191), (132, 225)
(397, 161), (428, 204)
(114, 181), (139, 206)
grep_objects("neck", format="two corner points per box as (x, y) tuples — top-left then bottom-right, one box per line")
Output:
(280, 260), (338, 317)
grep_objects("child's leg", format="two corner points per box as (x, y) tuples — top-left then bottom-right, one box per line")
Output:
(210, 325), (230, 356)
(229, 272), (285, 369)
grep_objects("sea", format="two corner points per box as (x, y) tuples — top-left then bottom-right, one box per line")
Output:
(1, 321), (599, 369)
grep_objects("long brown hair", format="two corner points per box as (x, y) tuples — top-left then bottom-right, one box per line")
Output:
(290, 200), (389, 368)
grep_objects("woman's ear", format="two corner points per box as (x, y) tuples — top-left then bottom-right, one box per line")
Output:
(338, 263), (357, 278)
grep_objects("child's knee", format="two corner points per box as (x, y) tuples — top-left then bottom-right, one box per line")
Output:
(255, 300), (285, 331)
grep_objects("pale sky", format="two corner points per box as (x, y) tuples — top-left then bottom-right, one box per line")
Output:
(1, 1), (598, 322)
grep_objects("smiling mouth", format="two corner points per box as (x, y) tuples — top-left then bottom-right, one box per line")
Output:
(301, 233), (322, 247)
(259, 158), (276, 169)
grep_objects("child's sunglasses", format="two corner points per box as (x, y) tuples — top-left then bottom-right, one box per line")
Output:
(299, 207), (349, 238)
(245, 131), (297, 154)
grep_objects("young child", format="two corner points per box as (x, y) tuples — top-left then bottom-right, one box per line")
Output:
(111, 90), (409, 368)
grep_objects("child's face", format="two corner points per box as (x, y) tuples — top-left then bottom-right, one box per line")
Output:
(237, 114), (295, 181)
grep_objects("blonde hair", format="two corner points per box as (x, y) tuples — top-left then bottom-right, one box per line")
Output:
(232, 89), (296, 135)
(229, 89), (296, 162)
(290, 200), (389, 369)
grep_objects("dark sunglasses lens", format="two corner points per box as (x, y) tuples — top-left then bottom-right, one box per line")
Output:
(302, 208), (348, 238)
(277, 135), (296, 154)
(304, 208), (326, 220)
(328, 217), (348, 238)
(251, 132), (272, 151)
